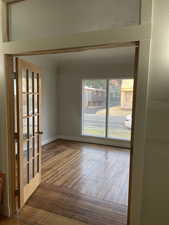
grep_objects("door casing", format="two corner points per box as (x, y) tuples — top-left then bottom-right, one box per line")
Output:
(5, 41), (142, 225)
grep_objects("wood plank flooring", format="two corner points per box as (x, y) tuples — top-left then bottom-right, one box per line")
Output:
(20, 140), (130, 225)
(42, 140), (130, 206)
(0, 207), (87, 225)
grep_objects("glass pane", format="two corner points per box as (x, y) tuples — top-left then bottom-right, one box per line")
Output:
(32, 72), (35, 93)
(34, 137), (39, 174)
(29, 138), (33, 159)
(34, 74), (38, 93)
(108, 79), (134, 141)
(28, 71), (33, 93)
(35, 135), (39, 155)
(14, 79), (18, 133)
(23, 118), (28, 139)
(23, 141), (29, 185)
(34, 156), (38, 175)
(29, 117), (33, 137)
(34, 94), (39, 113)
(29, 94), (33, 115)
(82, 80), (106, 137)
(22, 94), (27, 116)
(35, 116), (39, 133)
(22, 70), (27, 92)
(15, 142), (19, 189)
(29, 159), (33, 180)
(24, 141), (29, 162)
(27, 139), (33, 181)
(24, 164), (29, 185)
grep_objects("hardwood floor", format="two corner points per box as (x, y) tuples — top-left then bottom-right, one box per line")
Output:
(42, 140), (130, 206)
(0, 217), (26, 225)
(6, 140), (130, 225)
(0, 208), (87, 225)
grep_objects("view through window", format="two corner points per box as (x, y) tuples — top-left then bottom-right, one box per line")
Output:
(82, 79), (134, 141)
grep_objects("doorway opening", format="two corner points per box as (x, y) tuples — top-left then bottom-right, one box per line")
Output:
(7, 43), (138, 225)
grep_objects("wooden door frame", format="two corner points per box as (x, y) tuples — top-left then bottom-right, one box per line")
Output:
(5, 41), (143, 225)
(1, 0), (152, 224)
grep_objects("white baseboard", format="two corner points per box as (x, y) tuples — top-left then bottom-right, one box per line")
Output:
(59, 135), (131, 149)
(42, 135), (60, 146)
(42, 134), (130, 149)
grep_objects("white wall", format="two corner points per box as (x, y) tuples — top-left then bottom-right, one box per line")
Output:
(141, 1), (169, 224)
(9, 0), (140, 41)
(20, 47), (136, 150)
(59, 57), (134, 147)
(21, 56), (59, 145)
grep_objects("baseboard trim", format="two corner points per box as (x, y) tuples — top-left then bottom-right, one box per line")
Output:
(42, 135), (130, 149)
(42, 135), (60, 146)
(59, 135), (131, 149)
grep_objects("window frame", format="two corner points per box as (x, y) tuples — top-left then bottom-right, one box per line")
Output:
(81, 78), (134, 142)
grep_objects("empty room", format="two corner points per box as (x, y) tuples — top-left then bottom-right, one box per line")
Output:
(1, 1), (168, 225)
(9, 44), (136, 225)
(0, 1), (139, 224)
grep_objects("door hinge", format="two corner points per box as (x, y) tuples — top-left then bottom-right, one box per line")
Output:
(10, 72), (17, 79)
(15, 189), (19, 196)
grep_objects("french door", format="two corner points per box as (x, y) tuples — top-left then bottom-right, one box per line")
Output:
(15, 58), (42, 208)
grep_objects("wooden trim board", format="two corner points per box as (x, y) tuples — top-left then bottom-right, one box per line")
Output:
(127, 45), (139, 225)
(9, 41), (139, 56)
(5, 54), (16, 214)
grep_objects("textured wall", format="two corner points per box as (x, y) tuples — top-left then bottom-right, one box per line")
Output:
(9, 0), (140, 41)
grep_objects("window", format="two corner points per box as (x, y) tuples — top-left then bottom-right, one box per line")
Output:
(108, 79), (134, 140)
(82, 80), (106, 137)
(82, 79), (134, 141)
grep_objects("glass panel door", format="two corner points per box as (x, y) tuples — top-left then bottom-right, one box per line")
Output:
(17, 58), (42, 208)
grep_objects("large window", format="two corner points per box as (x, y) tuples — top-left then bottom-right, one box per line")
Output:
(82, 79), (134, 141)
(82, 80), (106, 137)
